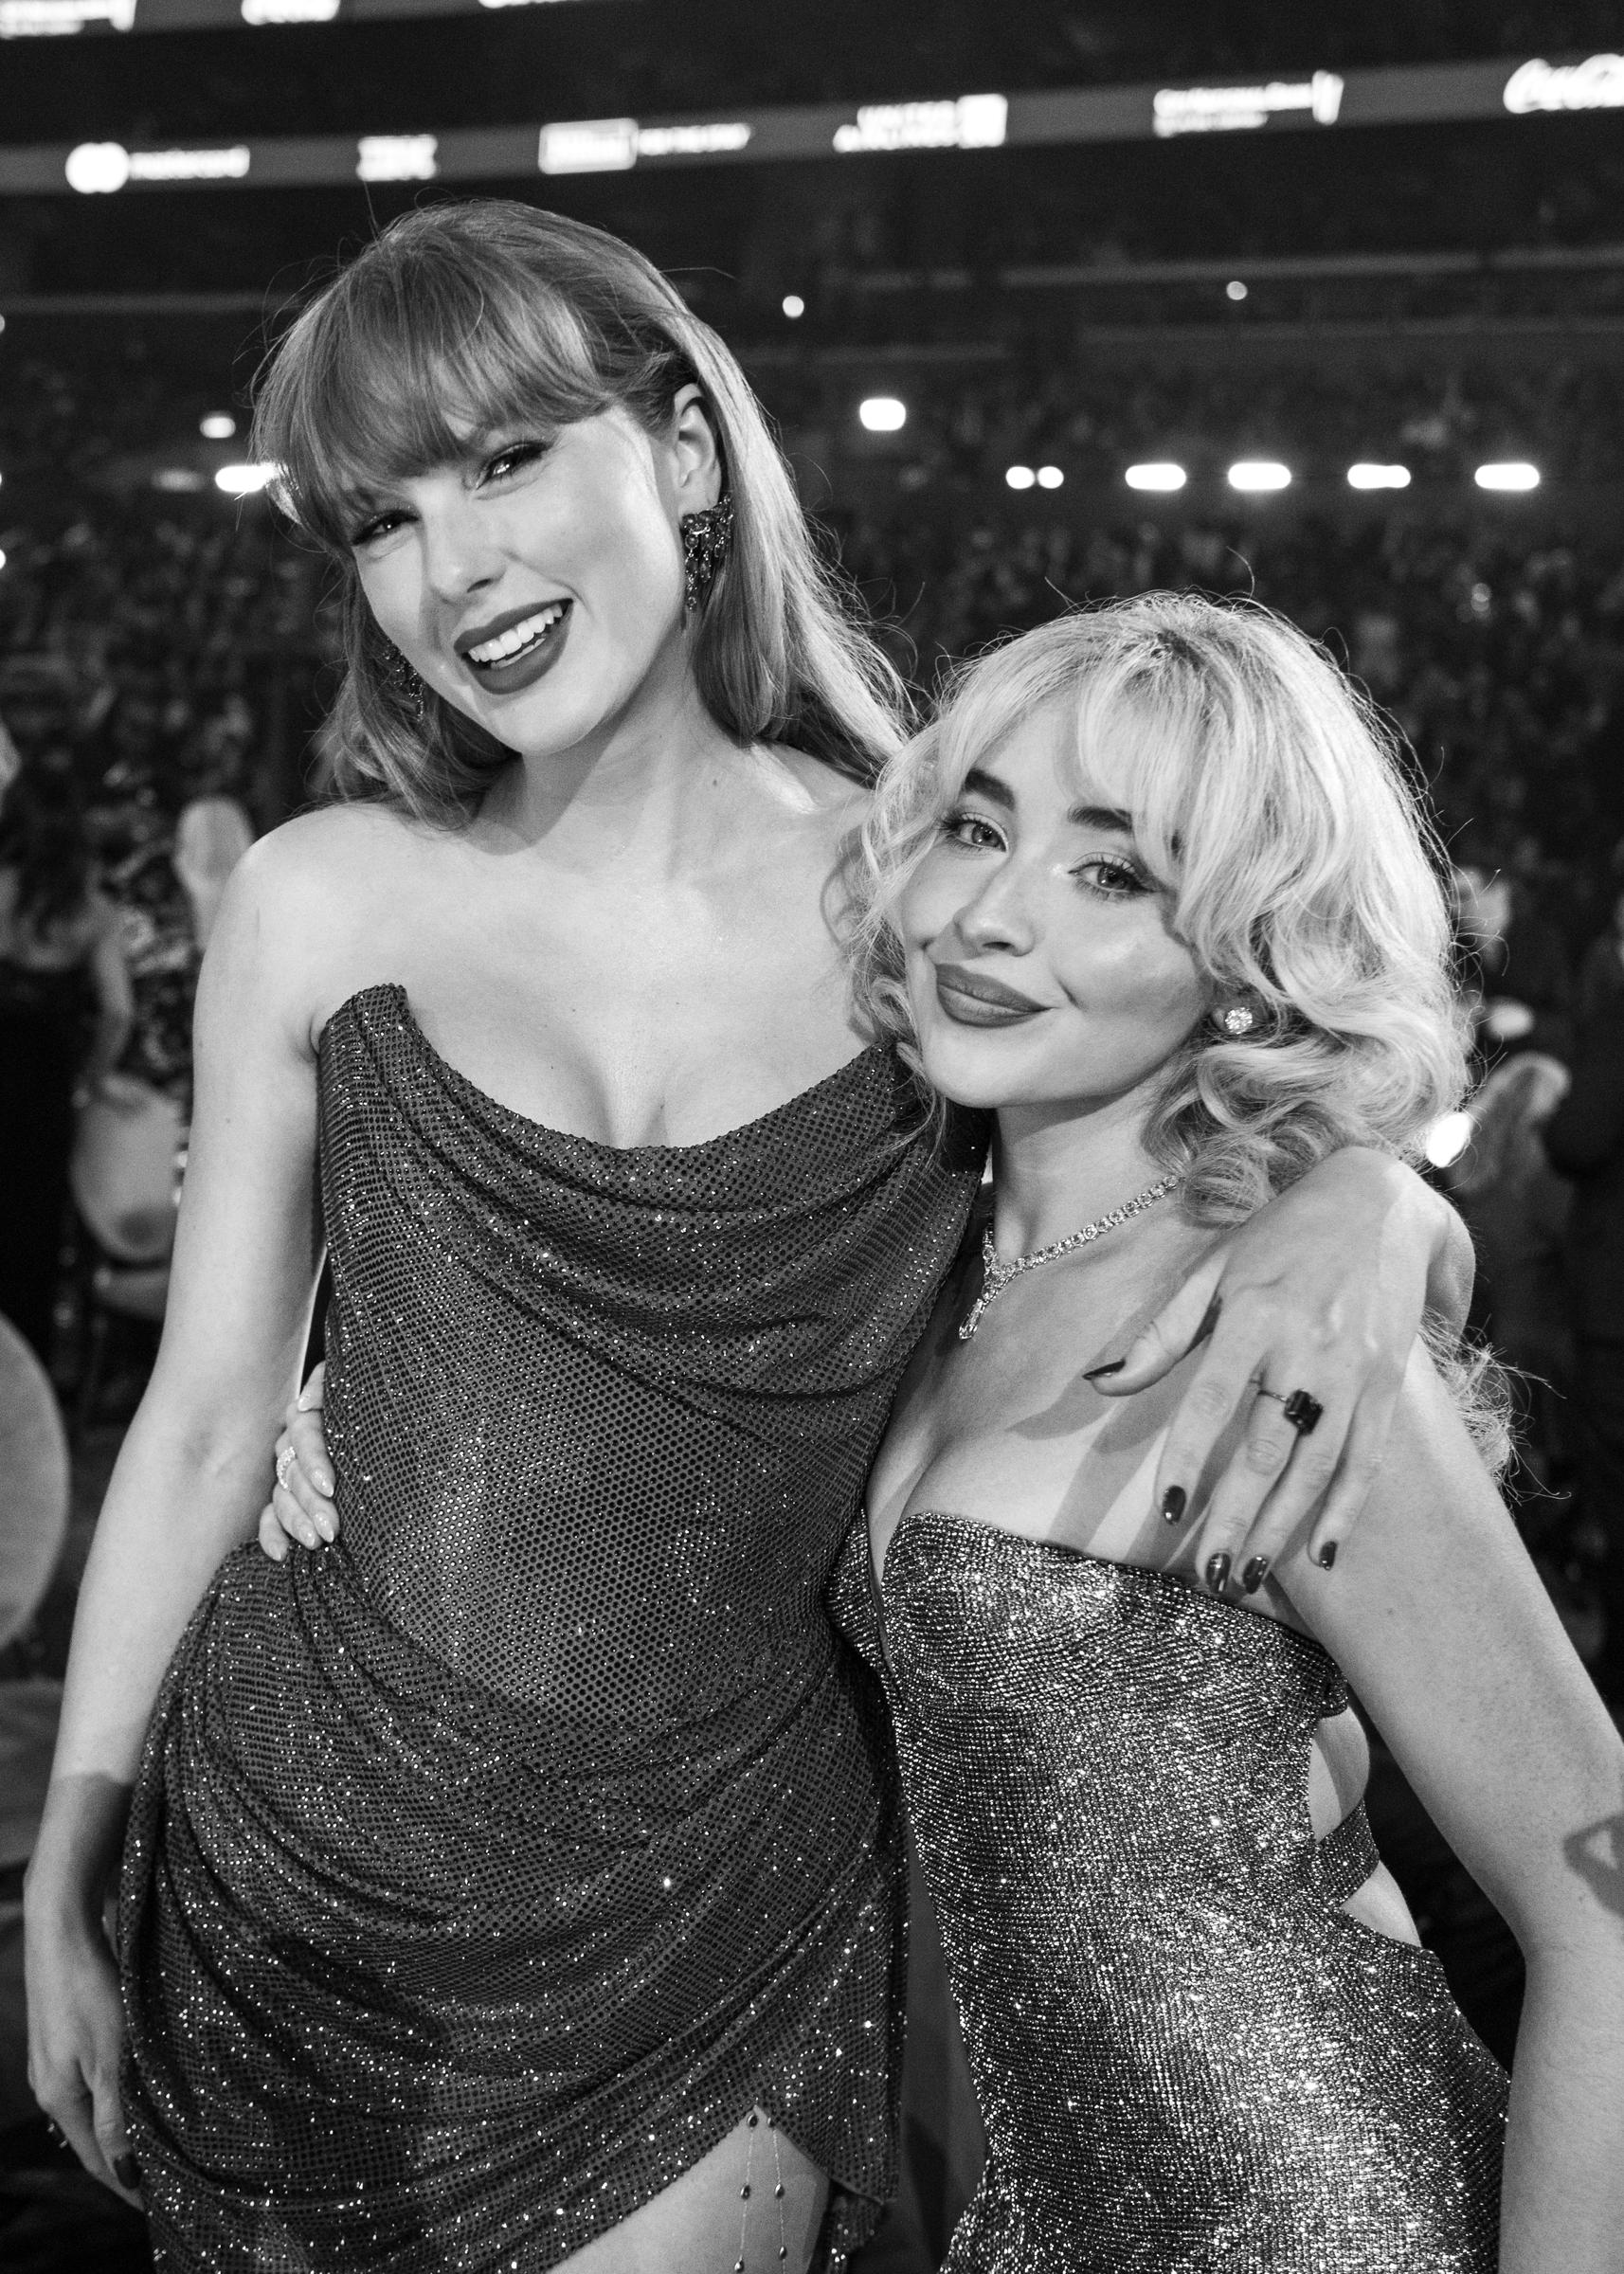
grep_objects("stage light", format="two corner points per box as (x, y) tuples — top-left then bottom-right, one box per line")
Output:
(0, 550), (7, 572)
(200, 413), (236, 440)
(1475, 460), (1540, 492)
(1005, 465), (1036, 490)
(1126, 462), (1186, 492)
(1037, 465), (1064, 489)
(1423, 1110), (1473, 1170)
(1347, 462), (1411, 490)
(154, 468), (208, 493)
(858, 397), (906, 432)
(782, 295), (804, 318)
(215, 462), (276, 496)
(1226, 280), (1248, 301)
(1228, 460), (1290, 492)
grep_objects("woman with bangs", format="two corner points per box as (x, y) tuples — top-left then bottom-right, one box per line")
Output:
(27, 204), (1474, 2274)
(836, 594), (1624, 2270)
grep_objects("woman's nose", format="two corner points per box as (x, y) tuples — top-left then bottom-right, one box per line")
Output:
(418, 498), (502, 602)
(956, 862), (1038, 953)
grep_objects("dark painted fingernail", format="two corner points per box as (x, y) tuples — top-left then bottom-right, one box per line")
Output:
(1241, 1555), (1271, 1595)
(1083, 1359), (1125, 1381)
(114, 2153), (142, 2192)
(1205, 1552), (1232, 1597)
(1316, 1541), (1338, 1569)
(1160, 1486), (1187, 1524)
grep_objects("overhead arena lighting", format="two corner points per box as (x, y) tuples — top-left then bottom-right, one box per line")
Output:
(1005, 465), (1036, 490)
(781, 295), (804, 318)
(1475, 461), (1541, 491)
(1225, 280), (1248, 301)
(1036, 465), (1064, 489)
(1126, 462), (1187, 493)
(215, 462), (276, 496)
(1347, 462), (1412, 489)
(199, 413), (236, 440)
(1227, 460), (1291, 492)
(858, 397), (907, 433)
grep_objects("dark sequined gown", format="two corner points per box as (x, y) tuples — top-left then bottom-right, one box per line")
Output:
(119, 984), (983, 2272)
(833, 1511), (1509, 2273)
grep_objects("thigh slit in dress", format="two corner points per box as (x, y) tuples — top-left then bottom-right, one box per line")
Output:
(119, 985), (983, 2272)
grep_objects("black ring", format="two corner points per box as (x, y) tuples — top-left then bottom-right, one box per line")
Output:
(1281, 1388), (1324, 1436)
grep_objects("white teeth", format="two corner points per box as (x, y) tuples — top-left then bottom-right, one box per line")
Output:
(467, 603), (566, 666)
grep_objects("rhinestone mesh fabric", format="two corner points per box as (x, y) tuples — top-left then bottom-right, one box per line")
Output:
(833, 1512), (1508, 2273)
(118, 985), (984, 2272)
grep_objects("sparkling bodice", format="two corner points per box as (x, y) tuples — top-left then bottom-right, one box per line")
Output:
(834, 1511), (1507, 2273)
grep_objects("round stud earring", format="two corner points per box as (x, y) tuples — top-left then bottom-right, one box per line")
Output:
(1215, 1003), (1256, 1038)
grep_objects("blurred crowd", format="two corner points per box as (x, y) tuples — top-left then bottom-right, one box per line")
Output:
(4, 340), (1624, 1698)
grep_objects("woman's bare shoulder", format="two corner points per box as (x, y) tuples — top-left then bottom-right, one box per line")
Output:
(206, 804), (451, 1040)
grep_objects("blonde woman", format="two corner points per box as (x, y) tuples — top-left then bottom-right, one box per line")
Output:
(831, 594), (1624, 2271)
(30, 208), (1470, 2274)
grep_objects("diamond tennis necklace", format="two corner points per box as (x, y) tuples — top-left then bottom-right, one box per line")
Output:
(958, 1174), (1183, 1342)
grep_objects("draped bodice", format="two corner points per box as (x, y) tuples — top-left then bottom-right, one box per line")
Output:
(318, 986), (984, 1721)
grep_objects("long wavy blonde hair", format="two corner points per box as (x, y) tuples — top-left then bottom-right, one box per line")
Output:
(854, 593), (1471, 1221)
(853, 594), (1508, 1466)
(253, 202), (909, 822)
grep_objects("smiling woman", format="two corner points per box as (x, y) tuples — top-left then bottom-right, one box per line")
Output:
(27, 206), (1481, 2274)
(251, 203), (899, 822)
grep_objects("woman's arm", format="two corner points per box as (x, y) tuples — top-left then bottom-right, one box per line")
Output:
(24, 837), (328, 2195)
(1277, 1353), (1624, 2274)
(1093, 1148), (1472, 1576)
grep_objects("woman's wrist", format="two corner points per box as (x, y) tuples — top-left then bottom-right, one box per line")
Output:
(24, 1776), (134, 1925)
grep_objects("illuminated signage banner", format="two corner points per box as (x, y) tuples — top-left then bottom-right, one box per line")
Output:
(0, 0), (602, 29)
(0, 55), (1615, 191)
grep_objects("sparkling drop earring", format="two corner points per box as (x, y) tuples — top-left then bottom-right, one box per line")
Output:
(680, 496), (734, 615)
(377, 644), (427, 724)
(1214, 1003), (1256, 1038)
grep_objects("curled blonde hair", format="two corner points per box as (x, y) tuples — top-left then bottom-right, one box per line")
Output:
(252, 202), (909, 823)
(854, 593), (1471, 1223)
(854, 595), (1508, 1468)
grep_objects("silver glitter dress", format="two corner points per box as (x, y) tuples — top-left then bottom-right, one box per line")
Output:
(833, 1510), (1508, 2272)
(118, 985), (983, 2272)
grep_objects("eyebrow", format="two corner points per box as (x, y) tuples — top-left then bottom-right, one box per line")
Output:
(961, 766), (1135, 835)
(1069, 802), (1135, 833)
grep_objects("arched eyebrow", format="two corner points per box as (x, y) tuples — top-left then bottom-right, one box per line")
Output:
(1069, 802), (1134, 833)
(961, 766), (1014, 809)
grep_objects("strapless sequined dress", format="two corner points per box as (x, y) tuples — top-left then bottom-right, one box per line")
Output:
(832, 1511), (1508, 2273)
(119, 985), (983, 2272)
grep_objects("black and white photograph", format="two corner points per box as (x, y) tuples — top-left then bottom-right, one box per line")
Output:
(2, 7), (1623, 2269)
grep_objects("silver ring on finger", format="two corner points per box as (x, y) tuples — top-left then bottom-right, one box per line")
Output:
(1252, 1381), (1325, 1437)
(275, 1446), (298, 1491)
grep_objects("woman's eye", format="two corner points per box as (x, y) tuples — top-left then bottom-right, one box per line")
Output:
(1074, 856), (1149, 900)
(480, 440), (550, 485)
(940, 809), (1005, 852)
(350, 510), (408, 548)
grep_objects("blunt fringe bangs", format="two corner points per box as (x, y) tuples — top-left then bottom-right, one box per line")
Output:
(252, 201), (908, 821)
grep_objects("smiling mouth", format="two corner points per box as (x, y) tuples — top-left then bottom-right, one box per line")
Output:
(933, 965), (1048, 1027)
(460, 601), (571, 674)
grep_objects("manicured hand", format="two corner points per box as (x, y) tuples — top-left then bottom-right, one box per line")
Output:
(1092, 1149), (1460, 1589)
(256, 1362), (338, 1560)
